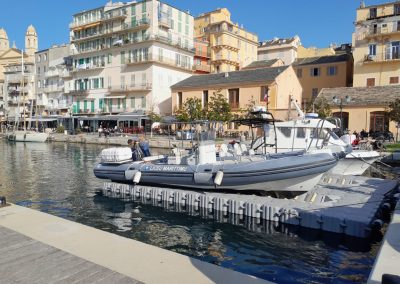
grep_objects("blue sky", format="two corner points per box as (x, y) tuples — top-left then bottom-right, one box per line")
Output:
(1, 0), (386, 51)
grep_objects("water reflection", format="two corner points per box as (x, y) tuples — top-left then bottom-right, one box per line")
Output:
(0, 140), (383, 283)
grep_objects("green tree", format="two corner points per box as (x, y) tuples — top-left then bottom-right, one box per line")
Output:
(175, 97), (205, 122)
(308, 97), (332, 118)
(386, 99), (400, 124)
(207, 91), (232, 122)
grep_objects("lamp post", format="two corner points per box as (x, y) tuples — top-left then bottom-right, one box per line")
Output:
(333, 95), (351, 134)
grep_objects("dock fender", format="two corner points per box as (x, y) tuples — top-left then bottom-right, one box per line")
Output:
(133, 171), (142, 184)
(371, 219), (383, 231)
(214, 171), (224, 186)
(125, 169), (138, 180)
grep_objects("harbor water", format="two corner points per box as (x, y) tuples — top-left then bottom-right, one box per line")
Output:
(0, 140), (387, 283)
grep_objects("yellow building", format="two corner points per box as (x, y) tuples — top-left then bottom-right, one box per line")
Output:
(352, 1), (400, 87)
(194, 8), (258, 73)
(317, 85), (400, 134)
(170, 66), (302, 123)
(293, 54), (353, 107)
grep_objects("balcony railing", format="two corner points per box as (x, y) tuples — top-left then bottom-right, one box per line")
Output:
(74, 33), (195, 55)
(44, 85), (64, 93)
(159, 17), (170, 28)
(69, 10), (127, 29)
(108, 83), (152, 93)
(72, 62), (105, 72)
(193, 64), (211, 73)
(363, 52), (400, 63)
(124, 53), (192, 71)
(69, 89), (89, 96)
(122, 18), (150, 31)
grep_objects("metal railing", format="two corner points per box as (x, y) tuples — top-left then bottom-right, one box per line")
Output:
(364, 52), (400, 62)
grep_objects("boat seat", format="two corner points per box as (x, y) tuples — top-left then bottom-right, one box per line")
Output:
(233, 143), (242, 156)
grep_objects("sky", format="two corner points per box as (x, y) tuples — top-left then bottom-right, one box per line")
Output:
(0, 0), (388, 51)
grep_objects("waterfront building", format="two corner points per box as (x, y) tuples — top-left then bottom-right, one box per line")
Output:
(35, 44), (72, 118)
(257, 36), (301, 65)
(352, 1), (400, 87)
(194, 8), (258, 73)
(1, 25), (38, 129)
(293, 53), (354, 108)
(171, 66), (302, 122)
(69, 0), (194, 117)
(317, 85), (400, 134)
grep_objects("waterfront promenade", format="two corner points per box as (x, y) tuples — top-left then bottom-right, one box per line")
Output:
(0, 203), (269, 284)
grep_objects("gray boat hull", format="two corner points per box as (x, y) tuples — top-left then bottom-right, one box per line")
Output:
(94, 152), (337, 192)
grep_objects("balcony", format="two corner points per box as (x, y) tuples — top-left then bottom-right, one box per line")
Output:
(45, 69), (71, 78)
(44, 85), (65, 93)
(123, 53), (192, 71)
(194, 50), (211, 58)
(122, 18), (150, 32)
(108, 83), (152, 93)
(193, 64), (211, 73)
(71, 30), (105, 42)
(212, 42), (240, 51)
(361, 22), (400, 40)
(363, 52), (400, 64)
(102, 9), (127, 22)
(211, 56), (240, 66)
(8, 86), (29, 94)
(158, 17), (170, 29)
(72, 62), (105, 73)
(69, 89), (89, 96)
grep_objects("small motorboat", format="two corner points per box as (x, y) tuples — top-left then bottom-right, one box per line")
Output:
(94, 113), (339, 193)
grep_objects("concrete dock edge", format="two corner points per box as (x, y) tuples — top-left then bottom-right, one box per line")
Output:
(368, 199), (400, 283)
(0, 204), (269, 284)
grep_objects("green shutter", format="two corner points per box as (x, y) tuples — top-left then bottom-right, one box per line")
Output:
(77, 101), (80, 112)
(84, 100), (88, 111)
(142, 1), (146, 12)
(99, 98), (103, 110)
(109, 99), (112, 112)
(121, 51), (125, 64)
(91, 100), (95, 112)
(73, 104), (77, 114)
(123, 98), (126, 109)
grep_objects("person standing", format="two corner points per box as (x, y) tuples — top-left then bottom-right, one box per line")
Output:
(139, 136), (151, 157)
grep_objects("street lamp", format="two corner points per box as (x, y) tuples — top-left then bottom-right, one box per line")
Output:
(333, 95), (351, 134)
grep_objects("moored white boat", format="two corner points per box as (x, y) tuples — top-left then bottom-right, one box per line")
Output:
(7, 130), (48, 143)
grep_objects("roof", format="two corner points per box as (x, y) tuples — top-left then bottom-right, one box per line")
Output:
(259, 36), (299, 47)
(294, 54), (349, 66)
(317, 85), (400, 106)
(171, 66), (290, 90)
(242, 59), (282, 70)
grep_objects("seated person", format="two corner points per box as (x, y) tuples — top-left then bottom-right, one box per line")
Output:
(128, 139), (141, 161)
(139, 136), (151, 157)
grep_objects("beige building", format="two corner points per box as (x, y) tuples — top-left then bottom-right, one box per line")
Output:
(317, 85), (400, 134)
(69, 0), (194, 117)
(194, 8), (258, 73)
(293, 54), (353, 107)
(352, 1), (400, 87)
(297, 45), (336, 58)
(257, 36), (301, 65)
(171, 66), (302, 122)
(0, 25), (38, 127)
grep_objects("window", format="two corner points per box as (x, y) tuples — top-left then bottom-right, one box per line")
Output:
(327, 66), (337, 76)
(296, 68), (302, 78)
(395, 3), (400, 15)
(367, 78), (375, 87)
(44, 54), (47, 61)
(260, 86), (269, 102)
(120, 51), (125, 64)
(278, 127), (292, 138)
(131, 74), (135, 87)
(228, 88), (240, 109)
(107, 53), (112, 64)
(390, 77), (399, 84)
(141, 96), (146, 108)
(312, 88), (319, 98)
(177, 92), (183, 108)
(310, 67), (320, 77)
(130, 97), (135, 108)
(369, 7), (377, 19)
(296, 128), (306, 138)
(202, 90), (209, 108)
(369, 44), (377, 56)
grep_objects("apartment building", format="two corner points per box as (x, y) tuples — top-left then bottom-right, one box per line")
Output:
(193, 38), (211, 73)
(257, 36), (301, 65)
(35, 45), (72, 117)
(293, 54), (353, 107)
(1, 25), (38, 128)
(171, 66), (302, 122)
(69, 0), (194, 116)
(352, 1), (400, 87)
(195, 8), (258, 73)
